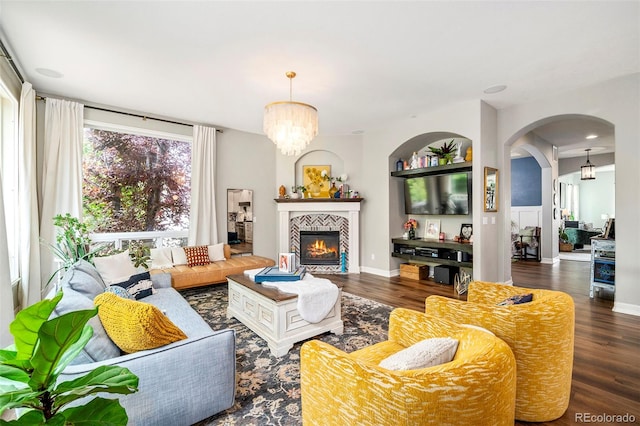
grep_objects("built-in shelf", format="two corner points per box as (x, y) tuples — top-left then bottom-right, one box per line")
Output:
(391, 161), (472, 178)
(391, 238), (473, 269)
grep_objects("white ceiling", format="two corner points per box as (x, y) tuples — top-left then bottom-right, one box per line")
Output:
(1, 1), (638, 158)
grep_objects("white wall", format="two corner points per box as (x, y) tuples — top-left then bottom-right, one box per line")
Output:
(216, 129), (277, 258)
(498, 73), (640, 316)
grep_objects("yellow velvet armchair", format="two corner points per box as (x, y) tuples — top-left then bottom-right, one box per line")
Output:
(300, 308), (516, 426)
(425, 281), (575, 422)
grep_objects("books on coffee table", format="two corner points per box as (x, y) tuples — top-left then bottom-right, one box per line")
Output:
(254, 266), (306, 283)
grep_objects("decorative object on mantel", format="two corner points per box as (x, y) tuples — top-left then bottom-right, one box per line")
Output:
(278, 185), (286, 198)
(263, 71), (318, 156)
(404, 218), (418, 240)
(291, 185), (306, 199)
(303, 165), (330, 198)
(428, 139), (457, 165)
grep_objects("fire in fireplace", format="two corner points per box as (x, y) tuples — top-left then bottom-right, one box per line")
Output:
(300, 230), (340, 265)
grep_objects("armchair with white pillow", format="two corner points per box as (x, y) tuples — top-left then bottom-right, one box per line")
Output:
(300, 308), (516, 426)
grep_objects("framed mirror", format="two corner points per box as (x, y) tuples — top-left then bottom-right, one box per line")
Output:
(484, 167), (498, 212)
(227, 189), (253, 254)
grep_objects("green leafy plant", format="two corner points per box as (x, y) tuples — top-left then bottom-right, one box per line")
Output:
(43, 214), (108, 284)
(428, 139), (457, 163)
(0, 292), (138, 425)
(127, 240), (151, 269)
(292, 185), (307, 193)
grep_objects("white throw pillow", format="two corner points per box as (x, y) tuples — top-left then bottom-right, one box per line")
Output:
(171, 247), (188, 265)
(208, 243), (226, 262)
(379, 337), (459, 371)
(150, 247), (174, 269)
(93, 250), (139, 285)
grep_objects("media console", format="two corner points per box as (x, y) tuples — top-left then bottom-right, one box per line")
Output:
(392, 238), (473, 269)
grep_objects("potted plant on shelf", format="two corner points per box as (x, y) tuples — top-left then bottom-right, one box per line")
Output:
(291, 185), (307, 199)
(428, 139), (457, 165)
(0, 292), (138, 425)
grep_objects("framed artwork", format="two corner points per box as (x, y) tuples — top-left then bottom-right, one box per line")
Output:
(303, 165), (331, 198)
(484, 167), (499, 212)
(278, 253), (294, 273)
(459, 223), (473, 242)
(425, 219), (440, 240)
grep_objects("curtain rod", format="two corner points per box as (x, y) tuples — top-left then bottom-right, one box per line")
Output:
(36, 94), (222, 132)
(0, 38), (25, 83)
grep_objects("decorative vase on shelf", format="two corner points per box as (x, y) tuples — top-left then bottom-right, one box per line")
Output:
(329, 182), (338, 198)
(408, 228), (416, 240)
(438, 157), (447, 166)
(465, 147), (473, 162)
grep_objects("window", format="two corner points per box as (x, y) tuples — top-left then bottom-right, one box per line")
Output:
(0, 84), (19, 284)
(82, 125), (191, 233)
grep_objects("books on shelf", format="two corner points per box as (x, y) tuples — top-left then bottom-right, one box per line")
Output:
(255, 266), (307, 283)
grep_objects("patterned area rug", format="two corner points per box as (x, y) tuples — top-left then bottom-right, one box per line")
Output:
(180, 284), (392, 426)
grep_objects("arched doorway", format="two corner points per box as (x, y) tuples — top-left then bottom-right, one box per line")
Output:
(504, 114), (615, 271)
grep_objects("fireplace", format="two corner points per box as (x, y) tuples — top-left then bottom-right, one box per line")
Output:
(300, 230), (340, 265)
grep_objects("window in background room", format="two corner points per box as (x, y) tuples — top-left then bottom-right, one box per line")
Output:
(0, 84), (19, 285)
(82, 126), (192, 233)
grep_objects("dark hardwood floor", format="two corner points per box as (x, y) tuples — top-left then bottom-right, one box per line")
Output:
(321, 259), (640, 426)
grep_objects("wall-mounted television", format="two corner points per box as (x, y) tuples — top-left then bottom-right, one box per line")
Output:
(404, 172), (471, 215)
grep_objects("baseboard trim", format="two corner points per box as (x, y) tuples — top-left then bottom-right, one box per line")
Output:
(612, 302), (640, 317)
(360, 266), (397, 277)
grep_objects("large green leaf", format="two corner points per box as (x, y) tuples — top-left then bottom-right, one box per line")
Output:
(9, 292), (63, 361)
(58, 397), (128, 426)
(51, 325), (93, 379)
(0, 387), (42, 414)
(0, 365), (30, 385)
(0, 409), (46, 425)
(0, 349), (17, 362)
(28, 309), (97, 391)
(52, 366), (138, 411)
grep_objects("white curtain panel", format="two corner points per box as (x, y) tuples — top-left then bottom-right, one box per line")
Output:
(18, 82), (41, 307)
(40, 98), (84, 288)
(0, 173), (14, 346)
(188, 125), (218, 246)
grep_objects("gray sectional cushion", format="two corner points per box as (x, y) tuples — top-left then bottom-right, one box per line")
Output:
(53, 263), (120, 364)
(60, 260), (107, 299)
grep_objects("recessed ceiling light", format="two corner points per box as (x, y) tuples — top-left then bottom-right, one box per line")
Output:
(586, 134), (598, 139)
(35, 68), (64, 78)
(483, 85), (507, 94)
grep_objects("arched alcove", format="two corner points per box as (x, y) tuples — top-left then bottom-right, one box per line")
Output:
(294, 149), (344, 188)
(388, 131), (474, 271)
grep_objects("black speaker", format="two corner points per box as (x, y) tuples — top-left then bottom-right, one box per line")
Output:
(434, 265), (458, 285)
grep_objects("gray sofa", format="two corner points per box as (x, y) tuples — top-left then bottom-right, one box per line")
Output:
(50, 260), (235, 426)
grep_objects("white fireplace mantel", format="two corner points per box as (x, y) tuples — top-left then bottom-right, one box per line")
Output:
(276, 199), (363, 273)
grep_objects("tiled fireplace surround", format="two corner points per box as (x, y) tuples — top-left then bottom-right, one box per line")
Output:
(276, 201), (361, 273)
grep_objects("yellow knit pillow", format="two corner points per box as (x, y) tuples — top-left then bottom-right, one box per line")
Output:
(94, 292), (187, 353)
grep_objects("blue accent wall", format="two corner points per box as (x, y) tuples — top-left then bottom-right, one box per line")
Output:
(511, 157), (542, 206)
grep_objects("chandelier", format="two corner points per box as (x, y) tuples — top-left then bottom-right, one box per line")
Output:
(580, 148), (596, 180)
(264, 71), (318, 156)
